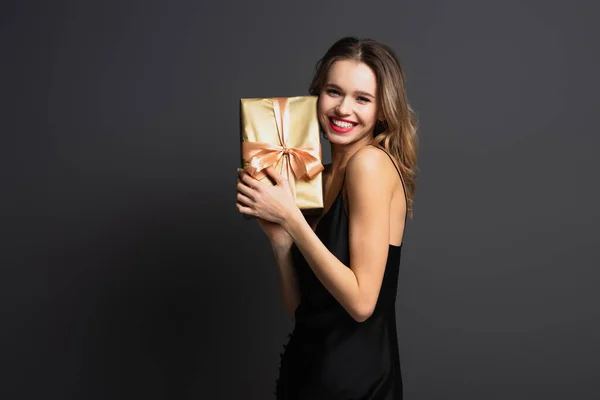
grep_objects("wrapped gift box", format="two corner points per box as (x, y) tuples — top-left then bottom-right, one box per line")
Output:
(240, 96), (324, 218)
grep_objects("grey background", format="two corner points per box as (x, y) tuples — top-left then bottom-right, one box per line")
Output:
(2, 0), (599, 399)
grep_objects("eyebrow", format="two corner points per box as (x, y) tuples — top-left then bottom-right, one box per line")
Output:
(325, 83), (375, 99)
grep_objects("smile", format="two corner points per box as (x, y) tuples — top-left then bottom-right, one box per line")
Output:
(328, 117), (358, 133)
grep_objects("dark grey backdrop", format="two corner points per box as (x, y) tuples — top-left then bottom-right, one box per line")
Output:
(2, 0), (599, 399)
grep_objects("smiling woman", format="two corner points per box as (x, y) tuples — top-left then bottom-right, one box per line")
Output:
(319, 60), (381, 139)
(236, 36), (419, 399)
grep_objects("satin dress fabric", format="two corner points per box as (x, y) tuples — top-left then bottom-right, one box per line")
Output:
(275, 146), (408, 400)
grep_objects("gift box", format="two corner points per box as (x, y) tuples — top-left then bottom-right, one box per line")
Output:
(240, 96), (324, 218)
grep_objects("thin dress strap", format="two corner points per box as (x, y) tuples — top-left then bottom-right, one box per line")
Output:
(367, 145), (409, 222)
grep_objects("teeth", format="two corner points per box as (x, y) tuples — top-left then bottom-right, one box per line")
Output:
(331, 119), (355, 128)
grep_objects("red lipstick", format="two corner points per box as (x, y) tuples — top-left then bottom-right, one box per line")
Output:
(328, 116), (358, 134)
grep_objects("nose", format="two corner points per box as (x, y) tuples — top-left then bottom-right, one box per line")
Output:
(335, 97), (351, 116)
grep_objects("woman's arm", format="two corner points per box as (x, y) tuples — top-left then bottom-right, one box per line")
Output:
(271, 245), (300, 320)
(282, 147), (399, 322)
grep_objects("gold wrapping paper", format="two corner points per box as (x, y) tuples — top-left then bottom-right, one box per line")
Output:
(240, 96), (324, 217)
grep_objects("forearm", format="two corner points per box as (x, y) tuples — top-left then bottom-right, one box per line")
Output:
(272, 246), (300, 320)
(283, 210), (367, 322)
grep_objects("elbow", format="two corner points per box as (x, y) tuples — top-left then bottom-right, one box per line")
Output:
(351, 303), (376, 323)
(288, 307), (297, 321)
(286, 302), (299, 320)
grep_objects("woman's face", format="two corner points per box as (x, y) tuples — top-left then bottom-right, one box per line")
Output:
(318, 59), (380, 146)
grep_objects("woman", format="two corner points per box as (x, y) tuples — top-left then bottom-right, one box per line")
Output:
(236, 37), (418, 400)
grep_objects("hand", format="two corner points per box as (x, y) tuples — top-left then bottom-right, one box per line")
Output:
(236, 166), (300, 225)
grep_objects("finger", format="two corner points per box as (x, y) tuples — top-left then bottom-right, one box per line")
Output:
(237, 192), (253, 206)
(237, 168), (250, 185)
(236, 202), (255, 216)
(237, 172), (254, 189)
(264, 166), (283, 185)
(237, 167), (254, 180)
(236, 181), (254, 198)
(239, 170), (259, 189)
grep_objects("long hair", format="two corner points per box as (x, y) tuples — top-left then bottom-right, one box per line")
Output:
(309, 37), (419, 219)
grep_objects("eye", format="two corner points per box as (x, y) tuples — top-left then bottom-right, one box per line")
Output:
(356, 96), (370, 104)
(326, 89), (340, 96)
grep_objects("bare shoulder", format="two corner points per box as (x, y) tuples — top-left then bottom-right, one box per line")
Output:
(346, 145), (397, 187)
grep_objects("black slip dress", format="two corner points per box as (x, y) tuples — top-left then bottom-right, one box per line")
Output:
(274, 145), (408, 400)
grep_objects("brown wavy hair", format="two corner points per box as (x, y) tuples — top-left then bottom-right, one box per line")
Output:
(309, 37), (419, 219)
